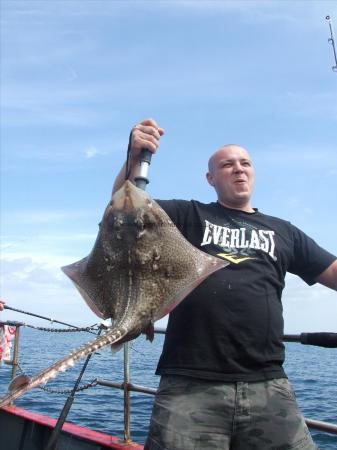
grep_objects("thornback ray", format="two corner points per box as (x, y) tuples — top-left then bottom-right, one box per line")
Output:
(0, 181), (228, 407)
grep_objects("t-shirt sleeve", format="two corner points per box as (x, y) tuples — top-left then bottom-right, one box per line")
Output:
(288, 225), (337, 285)
(155, 199), (191, 233)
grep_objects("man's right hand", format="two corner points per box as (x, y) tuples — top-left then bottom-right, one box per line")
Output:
(111, 118), (165, 195)
(129, 118), (165, 164)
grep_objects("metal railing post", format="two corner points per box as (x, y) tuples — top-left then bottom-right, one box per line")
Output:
(123, 342), (131, 443)
(11, 325), (21, 381)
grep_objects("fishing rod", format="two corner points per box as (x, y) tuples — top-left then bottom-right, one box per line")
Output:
(326, 15), (337, 72)
(284, 332), (337, 348)
(154, 327), (337, 348)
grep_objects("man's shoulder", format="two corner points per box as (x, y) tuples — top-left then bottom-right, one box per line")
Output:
(156, 198), (215, 210)
(242, 210), (299, 236)
(155, 199), (216, 225)
(256, 210), (291, 226)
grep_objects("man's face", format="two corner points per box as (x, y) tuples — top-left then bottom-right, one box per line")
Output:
(206, 145), (255, 211)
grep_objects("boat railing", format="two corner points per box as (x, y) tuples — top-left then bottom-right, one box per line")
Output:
(1, 317), (337, 445)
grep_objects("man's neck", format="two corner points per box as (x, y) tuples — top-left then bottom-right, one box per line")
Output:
(217, 199), (255, 213)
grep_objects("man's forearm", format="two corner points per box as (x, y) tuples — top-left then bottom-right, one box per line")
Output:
(111, 158), (142, 196)
(315, 259), (337, 291)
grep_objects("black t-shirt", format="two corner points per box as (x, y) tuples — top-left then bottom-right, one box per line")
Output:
(155, 199), (336, 382)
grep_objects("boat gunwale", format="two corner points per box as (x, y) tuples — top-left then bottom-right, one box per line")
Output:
(1, 405), (143, 449)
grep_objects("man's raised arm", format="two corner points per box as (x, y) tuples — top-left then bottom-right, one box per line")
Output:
(112, 118), (165, 195)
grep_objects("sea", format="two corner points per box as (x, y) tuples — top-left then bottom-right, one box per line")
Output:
(0, 327), (336, 449)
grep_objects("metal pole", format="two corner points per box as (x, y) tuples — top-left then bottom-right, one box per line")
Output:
(305, 418), (337, 435)
(45, 327), (103, 450)
(11, 325), (21, 381)
(326, 15), (337, 72)
(96, 378), (156, 395)
(123, 343), (131, 443)
(121, 146), (152, 444)
(95, 378), (337, 435)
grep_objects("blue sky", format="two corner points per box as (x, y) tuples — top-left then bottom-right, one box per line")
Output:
(1, 1), (336, 332)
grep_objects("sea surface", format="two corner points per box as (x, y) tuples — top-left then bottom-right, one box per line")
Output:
(0, 327), (336, 449)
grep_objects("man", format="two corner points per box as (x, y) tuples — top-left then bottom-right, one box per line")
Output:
(113, 119), (337, 450)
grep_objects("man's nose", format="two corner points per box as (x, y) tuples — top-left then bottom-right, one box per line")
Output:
(233, 162), (244, 173)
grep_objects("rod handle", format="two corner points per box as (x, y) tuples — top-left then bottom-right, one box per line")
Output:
(301, 332), (337, 348)
(134, 149), (152, 191)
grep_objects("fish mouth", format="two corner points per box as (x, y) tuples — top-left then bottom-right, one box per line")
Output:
(110, 180), (151, 211)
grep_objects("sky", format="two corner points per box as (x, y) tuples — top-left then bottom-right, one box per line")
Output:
(1, 0), (337, 333)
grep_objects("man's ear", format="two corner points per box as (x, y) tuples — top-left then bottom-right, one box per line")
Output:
(206, 171), (215, 186)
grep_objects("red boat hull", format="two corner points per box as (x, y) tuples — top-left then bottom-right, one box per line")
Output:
(0, 405), (143, 449)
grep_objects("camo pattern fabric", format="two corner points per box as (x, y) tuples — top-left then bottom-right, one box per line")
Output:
(144, 376), (318, 450)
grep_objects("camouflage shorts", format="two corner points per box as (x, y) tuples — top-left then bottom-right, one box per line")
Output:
(144, 376), (318, 450)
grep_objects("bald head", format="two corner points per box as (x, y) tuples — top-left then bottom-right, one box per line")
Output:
(208, 145), (251, 173)
(206, 144), (255, 212)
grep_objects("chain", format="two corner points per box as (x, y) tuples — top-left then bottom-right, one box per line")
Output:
(22, 323), (101, 333)
(129, 342), (146, 357)
(38, 378), (98, 395)
(16, 362), (98, 394)
(16, 357), (99, 395)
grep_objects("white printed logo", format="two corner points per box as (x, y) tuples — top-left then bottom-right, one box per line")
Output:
(201, 220), (277, 262)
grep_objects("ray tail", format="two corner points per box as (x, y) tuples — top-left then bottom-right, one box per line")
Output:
(0, 326), (126, 408)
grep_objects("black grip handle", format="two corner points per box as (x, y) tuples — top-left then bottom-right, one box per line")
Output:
(300, 332), (337, 348)
(140, 148), (152, 164)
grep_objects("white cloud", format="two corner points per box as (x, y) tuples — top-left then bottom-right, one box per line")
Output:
(283, 274), (337, 333)
(0, 255), (96, 326)
(0, 241), (25, 251)
(84, 146), (106, 159)
(0, 232), (97, 271)
(2, 139), (126, 169)
(1, 257), (62, 284)
(0, 251), (169, 329)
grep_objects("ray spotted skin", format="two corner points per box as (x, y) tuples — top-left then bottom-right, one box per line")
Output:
(0, 181), (227, 408)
